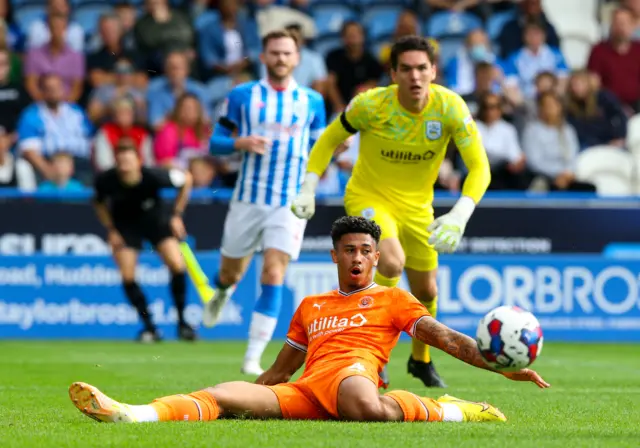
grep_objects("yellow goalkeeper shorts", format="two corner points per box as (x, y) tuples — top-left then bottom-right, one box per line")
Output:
(344, 193), (438, 272)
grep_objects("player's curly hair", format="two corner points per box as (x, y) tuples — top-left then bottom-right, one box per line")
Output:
(390, 35), (437, 69)
(331, 216), (381, 247)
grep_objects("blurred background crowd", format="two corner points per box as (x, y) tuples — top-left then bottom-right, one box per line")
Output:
(0, 0), (638, 197)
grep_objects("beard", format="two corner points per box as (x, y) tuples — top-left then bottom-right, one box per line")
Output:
(266, 64), (291, 81)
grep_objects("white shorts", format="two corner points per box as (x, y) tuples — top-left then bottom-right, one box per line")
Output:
(221, 201), (307, 260)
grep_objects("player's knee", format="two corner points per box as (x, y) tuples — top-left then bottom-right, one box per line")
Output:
(203, 386), (231, 413)
(424, 280), (438, 302)
(218, 266), (243, 286)
(260, 263), (286, 284)
(341, 397), (389, 422)
(377, 257), (404, 279)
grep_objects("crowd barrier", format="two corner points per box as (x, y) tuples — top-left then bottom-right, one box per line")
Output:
(1, 252), (638, 342)
(1, 190), (640, 255)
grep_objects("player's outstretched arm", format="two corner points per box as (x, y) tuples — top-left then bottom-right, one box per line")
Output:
(255, 343), (306, 386)
(415, 316), (550, 388)
(292, 119), (353, 220)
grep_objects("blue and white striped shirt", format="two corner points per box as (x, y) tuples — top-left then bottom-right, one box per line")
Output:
(211, 79), (326, 207)
(502, 45), (569, 99)
(17, 103), (93, 158)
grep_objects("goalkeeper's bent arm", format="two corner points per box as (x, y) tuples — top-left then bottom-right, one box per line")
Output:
(451, 138), (491, 220)
(305, 116), (353, 179)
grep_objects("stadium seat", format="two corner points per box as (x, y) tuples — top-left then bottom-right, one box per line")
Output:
(575, 145), (635, 196)
(310, 4), (357, 39)
(353, 0), (412, 7)
(425, 11), (483, 38)
(435, 36), (465, 68)
(73, 4), (113, 37)
(10, 0), (46, 6)
(13, 4), (46, 31)
(486, 9), (516, 40)
(561, 36), (594, 69)
(626, 114), (640, 153)
(362, 6), (403, 42)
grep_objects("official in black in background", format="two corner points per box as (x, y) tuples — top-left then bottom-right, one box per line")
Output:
(93, 137), (196, 342)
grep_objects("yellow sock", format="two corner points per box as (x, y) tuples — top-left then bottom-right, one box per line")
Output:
(374, 271), (401, 287)
(412, 297), (437, 363)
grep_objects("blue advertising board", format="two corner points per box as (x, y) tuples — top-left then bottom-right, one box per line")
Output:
(0, 253), (639, 342)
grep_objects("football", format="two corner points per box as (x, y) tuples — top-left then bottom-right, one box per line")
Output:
(475, 306), (544, 372)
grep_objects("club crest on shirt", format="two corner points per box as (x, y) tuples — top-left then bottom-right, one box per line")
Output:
(361, 207), (375, 219)
(359, 296), (374, 308)
(425, 120), (442, 140)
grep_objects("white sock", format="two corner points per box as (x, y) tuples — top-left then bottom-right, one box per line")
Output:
(244, 311), (278, 364)
(440, 403), (464, 422)
(130, 405), (159, 422)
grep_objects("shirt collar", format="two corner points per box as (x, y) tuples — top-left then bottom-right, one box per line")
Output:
(260, 77), (298, 93)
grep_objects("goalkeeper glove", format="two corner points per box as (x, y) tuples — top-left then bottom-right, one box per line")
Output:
(291, 173), (319, 219)
(427, 196), (476, 253)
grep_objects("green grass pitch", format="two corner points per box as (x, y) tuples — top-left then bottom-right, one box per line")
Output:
(0, 341), (638, 447)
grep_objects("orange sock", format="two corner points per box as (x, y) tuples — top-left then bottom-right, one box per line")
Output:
(385, 390), (443, 422)
(150, 390), (220, 422)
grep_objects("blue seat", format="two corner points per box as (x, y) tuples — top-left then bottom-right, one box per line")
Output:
(10, 0), (46, 7)
(13, 5), (46, 32)
(426, 11), (483, 38)
(362, 6), (403, 42)
(352, 0), (411, 7)
(312, 36), (342, 58)
(73, 4), (114, 36)
(435, 37), (465, 68)
(311, 4), (357, 39)
(486, 9), (516, 39)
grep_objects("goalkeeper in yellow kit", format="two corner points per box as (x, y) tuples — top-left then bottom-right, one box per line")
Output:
(291, 35), (491, 388)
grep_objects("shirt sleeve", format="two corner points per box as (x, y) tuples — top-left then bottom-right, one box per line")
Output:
(217, 87), (244, 134)
(447, 92), (491, 203)
(285, 303), (308, 353)
(309, 94), (327, 147)
(342, 90), (375, 133)
(390, 289), (431, 337)
(17, 107), (43, 153)
(93, 173), (108, 203)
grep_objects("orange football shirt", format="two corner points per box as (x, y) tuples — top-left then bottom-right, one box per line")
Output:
(286, 283), (430, 378)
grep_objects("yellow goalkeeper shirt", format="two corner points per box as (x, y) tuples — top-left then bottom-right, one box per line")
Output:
(306, 84), (490, 212)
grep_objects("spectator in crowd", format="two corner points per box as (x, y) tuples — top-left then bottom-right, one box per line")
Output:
(623, 0), (640, 39)
(445, 28), (496, 96)
(326, 21), (383, 115)
(189, 155), (216, 189)
(134, 0), (195, 76)
(476, 92), (528, 190)
(522, 91), (596, 192)
(87, 14), (145, 91)
(0, 19), (22, 84)
(421, 0), (489, 21)
(93, 96), (153, 172)
(17, 73), (93, 182)
(153, 93), (210, 169)
(588, 7), (640, 114)
(461, 61), (500, 116)
(0, 125), (36, 190)
(378, 10), (421, 70)
(517, 70), (558, 131)
(26, 0), (84, 53)
(259, 23), (327, 95)
(147, 50), (209, 130)
(24, 13), (85, 102)
(497, 0), (560, 59)
(565, 69), (628, 150)
(0, 48), (30, 138)
(0, 1), (25, 53)
(37, 151), (84, 191)
(199, 0), (260, 78)
(502, 20), (569, 100)
(87, 59), (146, 125)
(114, 2), (138, 51)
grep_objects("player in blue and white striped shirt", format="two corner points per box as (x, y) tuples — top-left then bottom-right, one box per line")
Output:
(205, 29), (326, 376)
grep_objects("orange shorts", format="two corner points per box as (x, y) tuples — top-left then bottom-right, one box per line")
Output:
(266, 360), (379, 420)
